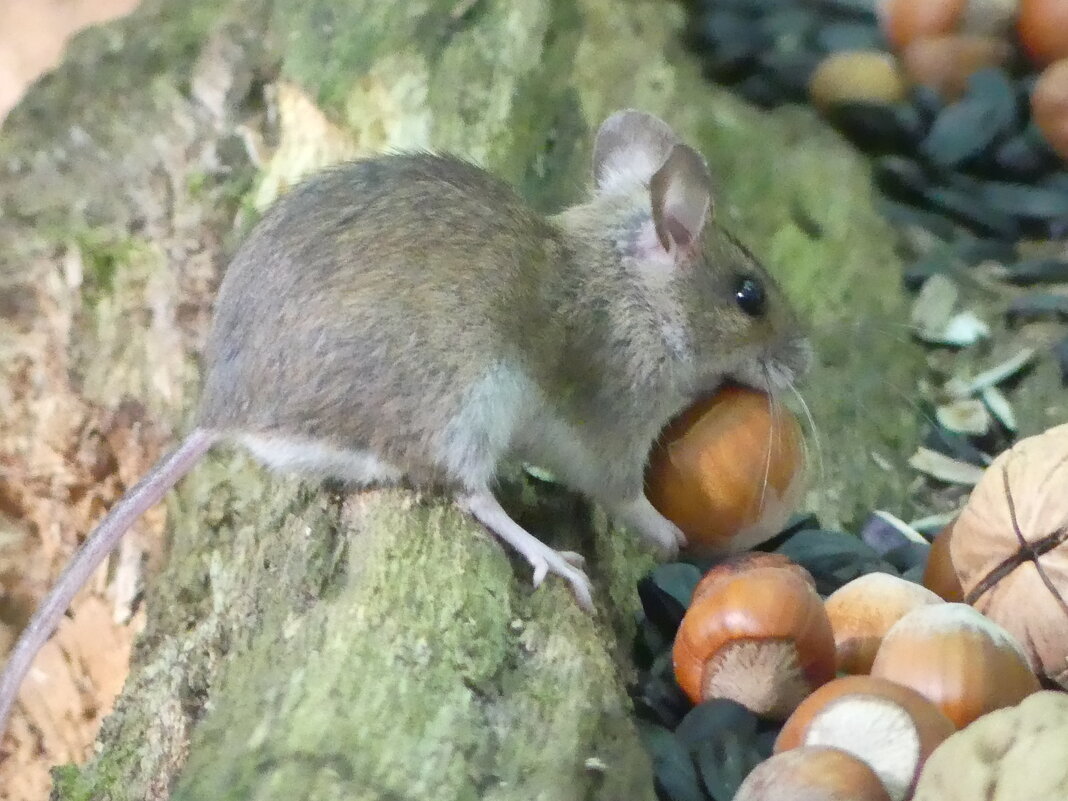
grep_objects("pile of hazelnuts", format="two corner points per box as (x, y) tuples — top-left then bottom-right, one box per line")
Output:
(642, 386), (1068, 801)
(879, 0), (1068, 155)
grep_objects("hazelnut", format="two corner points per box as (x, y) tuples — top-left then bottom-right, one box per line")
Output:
(691, 552), (815, 606)
(878, 0), (967, 50)
(958, 0), (1020, 38)
(809, 51), (907, 111)
(901, 35), (1013, 100)
(1018, 0), (1068, 66)
(948, 423), (1068, 688)
(734, 746), (892, 801)
(879, 0), (1018, 51)
(1031, 59), (1068, 160)
(646, 385), (805, 556)
(870, 603), (1040, 727)
(673, 567), (835, 720)
(824, 573), (943, 674)
(775, 675), (955, 801)
(921, 521), (964, 602)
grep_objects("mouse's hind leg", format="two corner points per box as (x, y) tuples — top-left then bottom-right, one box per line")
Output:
(238, 434), (405, 485)
(459, 490), (594, 612)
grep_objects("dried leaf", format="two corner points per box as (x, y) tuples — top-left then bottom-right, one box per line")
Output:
(937, 399), (992, 436)
(945, 348), (1037, 398)
(981, 386), (1018, 432)
(909, 447), (987, 485)
(911, 274), (958, 341)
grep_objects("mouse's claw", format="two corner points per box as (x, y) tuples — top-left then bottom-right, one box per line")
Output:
(461, 491), (596, 613)
(524, 549), (594, 611)
(531, 559), (548, 588)
(535, 548), (595, 611)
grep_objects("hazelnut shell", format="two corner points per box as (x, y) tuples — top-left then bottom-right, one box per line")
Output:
(870, 603), (1040, 727)
(646, 386), (805, 556)
(775, 675), (955, 801)
(673, 567), (835, 719)
(824, 573), (943, 674)
(734, 746), (892, 801)
(1031, 59), (1068, 160)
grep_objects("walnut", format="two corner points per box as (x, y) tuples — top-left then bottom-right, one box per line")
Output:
(912, 691), (1068, 801)
(949, 423), (1068, 688)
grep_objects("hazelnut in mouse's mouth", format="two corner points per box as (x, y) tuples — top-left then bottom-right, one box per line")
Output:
(645, 384), (806, 556)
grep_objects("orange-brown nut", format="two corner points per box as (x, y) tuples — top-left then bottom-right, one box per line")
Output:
(1032, 60), (1068, 160)
(880, 0), (1017, 50)
(901, 35), (1013, 100)
(774, 675), (955, 801)
(922, 521), (965, 602)
(691, 553), (815, 607)
(734, 746), (892, 801)
(1019, 0), (1068, 66)
(672, 567), (835, 720)
(878, 0), (968, 51)
(824, 573), (943, 674)
(870, 603), (1040, 727)
(646, 385), (805, 556)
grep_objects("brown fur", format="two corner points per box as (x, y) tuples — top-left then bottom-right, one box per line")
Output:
(199, 147), (806, 496)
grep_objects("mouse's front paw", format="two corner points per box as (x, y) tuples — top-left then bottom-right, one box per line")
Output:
(614, 495), (687, 558)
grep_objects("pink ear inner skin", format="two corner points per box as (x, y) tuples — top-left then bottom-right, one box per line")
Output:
(650, 144), (712, 254)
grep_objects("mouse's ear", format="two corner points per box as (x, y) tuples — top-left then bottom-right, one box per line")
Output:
(593, 110), (680, 193)
(650, 143), (714, 253)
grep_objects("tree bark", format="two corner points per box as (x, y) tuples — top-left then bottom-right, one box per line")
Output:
(0, 0), (931, 798)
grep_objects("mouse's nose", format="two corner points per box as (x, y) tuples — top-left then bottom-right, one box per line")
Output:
(773, 335), (813, 384)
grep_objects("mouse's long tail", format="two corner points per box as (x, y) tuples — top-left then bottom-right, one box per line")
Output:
(0, 428), (218, 733)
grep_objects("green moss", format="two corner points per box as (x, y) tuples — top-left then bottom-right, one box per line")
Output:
(170, 492), (517, 800)
(50, 756), (125, 801)
(185, 170), (210, 199)
(73, 228), (148, 298)
(276, 0), (432, 116)
(5, 0), (249, 138)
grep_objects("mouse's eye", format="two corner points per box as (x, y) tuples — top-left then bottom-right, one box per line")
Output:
(734, 275), (766, 317)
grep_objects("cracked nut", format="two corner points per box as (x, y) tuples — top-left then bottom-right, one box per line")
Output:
(912, 691), (1068, 801)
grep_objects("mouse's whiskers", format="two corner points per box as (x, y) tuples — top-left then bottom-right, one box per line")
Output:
(758, 363), (777, 519)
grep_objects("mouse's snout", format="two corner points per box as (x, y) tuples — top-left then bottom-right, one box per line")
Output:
(765, 334), (813, 391)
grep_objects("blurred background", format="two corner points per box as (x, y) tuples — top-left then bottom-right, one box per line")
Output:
(0, 0), (140, 124)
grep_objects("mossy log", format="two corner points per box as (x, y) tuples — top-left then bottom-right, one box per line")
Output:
(0, 0), (927, 798)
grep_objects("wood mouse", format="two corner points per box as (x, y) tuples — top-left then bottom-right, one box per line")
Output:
(0, 110), (810, 732)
